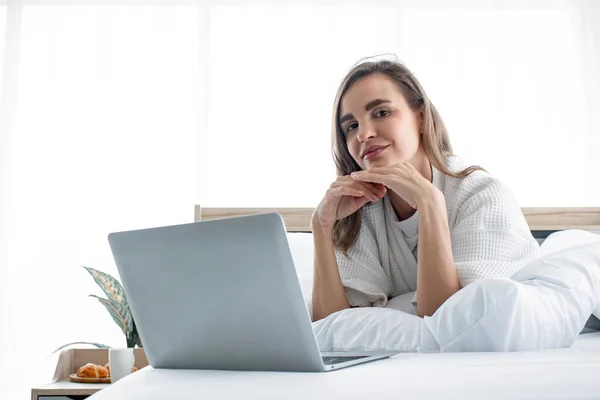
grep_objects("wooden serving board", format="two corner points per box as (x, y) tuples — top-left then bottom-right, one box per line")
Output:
(68, 373), (111, 384)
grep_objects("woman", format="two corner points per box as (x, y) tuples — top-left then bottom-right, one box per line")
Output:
(311, 57), (539, 322)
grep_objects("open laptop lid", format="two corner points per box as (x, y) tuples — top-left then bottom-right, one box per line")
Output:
(107, 213), (325, 372)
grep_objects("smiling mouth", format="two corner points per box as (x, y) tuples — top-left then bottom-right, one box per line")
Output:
(362, 145), (389, 160)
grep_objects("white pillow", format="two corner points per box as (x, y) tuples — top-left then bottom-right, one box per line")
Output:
(538, 229), (600, 255)
(313, 231), (600, 353)
(286, 232), (314, 276)
(312, 307), (436, 352)
(286, 232), (314, 299)
(537, 229), (600, 320)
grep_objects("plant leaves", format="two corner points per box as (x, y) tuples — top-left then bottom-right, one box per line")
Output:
(81, 265), (139, 346)
(126, 320), (143, 348)
(82, 265), (129, 307)
(51, 341), (111, 355)
(132, 320), (143, 348)
(90, 294), (132, 337)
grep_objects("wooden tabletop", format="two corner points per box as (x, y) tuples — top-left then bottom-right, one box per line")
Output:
(32, 379), (109, 399)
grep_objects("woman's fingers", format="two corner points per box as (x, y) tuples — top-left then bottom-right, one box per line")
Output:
(317, 174), (389, 226)
(328, 185), (364, 199)
(354, 181), (386, 201)
(354, 183), (381, 202)
(345, 175), (387, 196)
(330, 178), (382, 202)
(365, 182), (387, 197)
(351, 170), (391, 187)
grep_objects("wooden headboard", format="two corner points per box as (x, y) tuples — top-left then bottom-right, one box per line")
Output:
(194, 206), (600, 234)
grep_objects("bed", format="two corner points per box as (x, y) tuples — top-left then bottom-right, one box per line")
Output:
(89, 332), (600, 399)
(88, 206), (600, 400)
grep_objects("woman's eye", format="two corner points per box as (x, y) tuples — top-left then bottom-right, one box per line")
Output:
(346, 123), (358, 133)
(375, 109), (390, 118)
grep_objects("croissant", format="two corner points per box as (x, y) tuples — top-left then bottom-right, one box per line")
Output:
(77, 363), (109, 379)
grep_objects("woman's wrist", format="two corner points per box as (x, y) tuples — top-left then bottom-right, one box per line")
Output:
(415, 186), (444, 209)
(311, 221), (333, 239)
(311, 215), (334, 237)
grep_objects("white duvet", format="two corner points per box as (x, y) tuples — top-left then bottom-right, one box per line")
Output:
(312, 230), (600, 353)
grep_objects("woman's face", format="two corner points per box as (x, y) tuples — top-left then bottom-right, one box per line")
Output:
(339, 73), (423, 170)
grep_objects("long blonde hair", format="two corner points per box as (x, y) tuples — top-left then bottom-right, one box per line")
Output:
(331, 57), (484, 254)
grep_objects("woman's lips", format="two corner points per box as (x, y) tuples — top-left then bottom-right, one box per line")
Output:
(363, 145), (389, 160)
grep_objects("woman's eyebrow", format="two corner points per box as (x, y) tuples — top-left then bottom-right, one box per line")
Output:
(340, 98), (391, 125)
(340, 113), (354, 125)
(365, 98), (391, 111)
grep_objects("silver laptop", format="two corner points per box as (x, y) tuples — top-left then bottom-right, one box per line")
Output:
(107, 212), (399, 372)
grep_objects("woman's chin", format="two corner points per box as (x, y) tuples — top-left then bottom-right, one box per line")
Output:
(365, 156), (395, 168)
(361, 151), (407, 169)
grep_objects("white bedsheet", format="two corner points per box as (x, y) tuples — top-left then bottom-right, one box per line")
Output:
(90, 332), (600, 400)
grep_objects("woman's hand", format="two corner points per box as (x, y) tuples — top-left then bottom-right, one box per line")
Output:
(350, 163), (438, 208)
(313, 176), (387, 230)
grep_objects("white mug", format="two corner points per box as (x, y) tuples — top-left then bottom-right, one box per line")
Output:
(109, 348), (135, 383)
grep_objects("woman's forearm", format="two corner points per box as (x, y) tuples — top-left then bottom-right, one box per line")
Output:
(311, 220), (351, 321)
(416, 190), (460, 317)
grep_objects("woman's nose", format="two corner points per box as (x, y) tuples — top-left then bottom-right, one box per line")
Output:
(357, 123), (377, 143)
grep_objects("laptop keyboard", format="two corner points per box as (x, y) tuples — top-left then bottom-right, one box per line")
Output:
(322, 355), (369, 365)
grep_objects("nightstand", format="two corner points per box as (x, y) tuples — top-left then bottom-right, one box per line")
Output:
(31, 348), (148, 400)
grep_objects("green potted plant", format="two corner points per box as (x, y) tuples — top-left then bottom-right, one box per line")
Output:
(53, 266), (142, 353)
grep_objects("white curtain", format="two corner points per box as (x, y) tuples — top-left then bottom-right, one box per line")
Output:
(0, 2), (204, 398)
(0, 0), (598, 398)
(204, 0), (600, 207)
